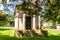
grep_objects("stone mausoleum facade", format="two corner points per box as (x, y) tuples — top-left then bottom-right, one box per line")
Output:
(14, 0), (47, 37)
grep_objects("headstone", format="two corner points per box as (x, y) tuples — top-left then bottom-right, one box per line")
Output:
(56, 24), (60, 31)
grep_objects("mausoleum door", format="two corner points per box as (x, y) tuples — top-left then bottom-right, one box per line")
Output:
(25, 16), (31, 30)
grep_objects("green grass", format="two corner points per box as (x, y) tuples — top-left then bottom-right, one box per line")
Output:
(0, 27), (60, 40)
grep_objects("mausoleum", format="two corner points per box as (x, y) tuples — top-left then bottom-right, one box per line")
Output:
(14, 0), (47, 37)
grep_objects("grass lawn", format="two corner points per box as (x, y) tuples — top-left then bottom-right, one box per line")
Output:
(0, 27), (60, 40)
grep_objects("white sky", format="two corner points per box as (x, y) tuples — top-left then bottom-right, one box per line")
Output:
(0, 4), (4, 10)
(0, 0), (23, 15)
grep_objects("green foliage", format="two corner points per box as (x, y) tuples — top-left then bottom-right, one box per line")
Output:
(15, 1), (41, 15)
(0, 11), (8, 26)
(44, 0), (60, 24)
(5, 14), (14, 27)
(6, 14), (14, 22)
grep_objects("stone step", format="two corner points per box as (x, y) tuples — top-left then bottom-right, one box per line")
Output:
(14, 29), (48, 37)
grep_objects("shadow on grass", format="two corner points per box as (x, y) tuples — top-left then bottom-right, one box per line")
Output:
(0, 35), (21, 40)
(0, 35), (45, 40)
(0, 28), (12, 31)
(0, 35), (60, 40)
(0, 29), (11, 31)
(47, 35), (60, 40)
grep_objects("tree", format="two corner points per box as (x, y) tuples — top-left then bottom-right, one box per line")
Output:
(0, 11), (8, 26)
(6, 14), (14, 27)
(44, 0), (60, 28)
(15, 0), (41, 15)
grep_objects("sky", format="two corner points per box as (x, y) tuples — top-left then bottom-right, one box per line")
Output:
(0, 4), (4, 10)
(0, 0), (23, 15)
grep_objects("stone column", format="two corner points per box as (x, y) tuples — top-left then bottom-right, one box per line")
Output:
(35, 15), (38, 29)
(38, 15), (41, 29)
(19, 17), (23, 30)
(15, 18), (19, 29)
(32, 15), (36, 30)
(15, 12), (19, 29)
(23, 13), (26, 30)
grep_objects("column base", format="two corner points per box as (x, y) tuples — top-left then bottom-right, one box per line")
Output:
(14, 29), (48, 37)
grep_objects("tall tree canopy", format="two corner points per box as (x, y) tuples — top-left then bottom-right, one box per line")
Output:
(15, 0), (41, 15)
(0, 11), (8, 26)
(44, 0), (60, 24)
